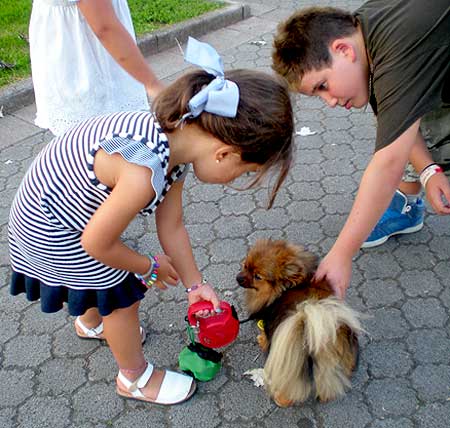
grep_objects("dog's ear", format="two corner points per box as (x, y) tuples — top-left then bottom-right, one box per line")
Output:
(281, 248), (318, 288)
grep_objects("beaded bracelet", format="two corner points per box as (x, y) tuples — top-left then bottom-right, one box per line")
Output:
(185, 278), (208, 293)
(419, 163), (443, 189)
(135, 254), (160, 289)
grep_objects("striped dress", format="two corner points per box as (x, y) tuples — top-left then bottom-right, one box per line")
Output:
(8, 111), (187, 315)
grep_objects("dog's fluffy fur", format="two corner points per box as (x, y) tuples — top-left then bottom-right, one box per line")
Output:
(237, 239), (363, 407)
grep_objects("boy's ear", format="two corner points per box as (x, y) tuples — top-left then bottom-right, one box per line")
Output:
(330, 39), (356, 61)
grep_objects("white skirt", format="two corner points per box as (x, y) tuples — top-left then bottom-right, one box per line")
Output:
(29, 0), (149, 136)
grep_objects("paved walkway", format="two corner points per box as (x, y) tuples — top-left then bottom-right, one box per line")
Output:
(0, 1), (449, 427)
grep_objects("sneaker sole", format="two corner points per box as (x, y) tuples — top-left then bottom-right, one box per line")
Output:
(361, 222), (424, 249)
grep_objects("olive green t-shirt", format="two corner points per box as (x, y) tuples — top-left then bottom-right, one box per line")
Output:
(354, 0), (450, 151)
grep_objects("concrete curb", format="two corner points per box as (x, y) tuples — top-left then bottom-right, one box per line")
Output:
(0, 2), (250, 115)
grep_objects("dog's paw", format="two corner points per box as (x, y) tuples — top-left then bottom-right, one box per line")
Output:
(257, 333), (269, 352)
(273, 393), (294, 408)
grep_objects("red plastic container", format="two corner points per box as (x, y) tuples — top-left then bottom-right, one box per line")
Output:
(187, 301), (239, 348)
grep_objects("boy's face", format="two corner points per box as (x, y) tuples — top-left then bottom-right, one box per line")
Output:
(298, 49), (369, 110)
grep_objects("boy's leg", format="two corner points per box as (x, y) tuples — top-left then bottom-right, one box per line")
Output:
(362, 107), (450, 248)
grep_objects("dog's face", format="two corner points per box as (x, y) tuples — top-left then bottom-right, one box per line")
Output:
(236, 239), (318, 314)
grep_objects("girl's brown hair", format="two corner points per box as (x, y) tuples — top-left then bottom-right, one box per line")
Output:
(153, 69), (294, 208)
(272, 7), (358, 88)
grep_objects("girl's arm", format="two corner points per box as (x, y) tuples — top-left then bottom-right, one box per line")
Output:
(155, 180), (220, 309)
(77, 0), (163, 98)
(81, 154), (177, 286)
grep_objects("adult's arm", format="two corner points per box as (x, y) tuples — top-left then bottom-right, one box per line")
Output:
(77, 0), (163, 98)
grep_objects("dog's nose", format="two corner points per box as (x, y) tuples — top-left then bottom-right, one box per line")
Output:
(236, 272), (246, 287)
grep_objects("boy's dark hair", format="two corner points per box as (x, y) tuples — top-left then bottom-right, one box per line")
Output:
(153, 69), (294, 208)
(272, 7), (358, 88)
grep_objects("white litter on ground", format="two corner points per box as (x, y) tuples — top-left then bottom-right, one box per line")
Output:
(243, 368), (265, 387)
(296, 126), (317, 136)
(249, 40), (267, 46)
(0, 106), (4, 118)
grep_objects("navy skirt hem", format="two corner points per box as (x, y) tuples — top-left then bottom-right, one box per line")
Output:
(10, 271), (148, 316)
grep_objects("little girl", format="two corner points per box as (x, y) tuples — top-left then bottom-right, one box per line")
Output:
(30, 0), (162, 136)
(8, 38), (294, 405)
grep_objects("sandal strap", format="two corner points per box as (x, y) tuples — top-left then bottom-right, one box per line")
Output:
(75, 317), (104, 337)
(117, 363), (154, 398)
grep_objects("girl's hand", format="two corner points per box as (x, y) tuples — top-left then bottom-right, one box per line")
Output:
(153, 254), (179, 290)
(187, 283), (221, 317)
(313, 250), (352, 300)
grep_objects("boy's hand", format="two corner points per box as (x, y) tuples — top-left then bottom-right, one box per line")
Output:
(314, 250), (352, 299)
(425, 173), (450, 215)
(153, 254), (179, 290)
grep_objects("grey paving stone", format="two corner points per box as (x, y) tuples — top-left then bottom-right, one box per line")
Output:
(286, 201), (326, 222)
(72, 382), (124, 424)
(36, 357), (87, 395)
(401, 298), (448, 328)
(0, 408), (16, 428)
(359, 279), (404, 308)
(0, 310), (20, 343)
(218, 379), (273, 421)
(406, 328), (450, 364)
(358, 253), (402, 281)
(410, 364), (450, 402)
(114, 408), (166, 428)
(317, 392), (372, 428)
(363, 341), (413, 378)
(285, 221), (324, 245)
(4, 335), (52, 367)
(209, 238), (248, 263)
(87, 347), (117, 383)
(398, 270), (442, 298)
(368, 418), (414, 428)
(365, 379), (418, 417)
(363, 308), (409, 341)
(184, 201), (221, 225)
(168, 394), (220, 428)
(413, 402), (450, 428)
(0, 368), (34, 407)
(213, 215), (253, 238)
(17, 396), (71, 428)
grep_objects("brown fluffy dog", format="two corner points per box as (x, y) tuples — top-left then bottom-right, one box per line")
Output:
(236, 239), (363, 407)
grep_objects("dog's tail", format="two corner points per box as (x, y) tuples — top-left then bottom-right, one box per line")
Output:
(264, 297), (363, 403)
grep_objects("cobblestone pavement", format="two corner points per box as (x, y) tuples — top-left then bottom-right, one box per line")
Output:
(0, 1), (449, 427)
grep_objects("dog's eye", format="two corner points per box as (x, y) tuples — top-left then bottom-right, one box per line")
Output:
(254, 274), (263, 281)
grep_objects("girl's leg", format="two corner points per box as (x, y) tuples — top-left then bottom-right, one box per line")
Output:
(78, 307), (102, 328)
(102, 301), (165, 399)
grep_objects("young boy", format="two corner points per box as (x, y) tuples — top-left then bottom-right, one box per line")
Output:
(272, 0), (449, 298)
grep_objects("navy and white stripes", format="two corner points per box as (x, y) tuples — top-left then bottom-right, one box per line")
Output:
(8, 111), (187, 290)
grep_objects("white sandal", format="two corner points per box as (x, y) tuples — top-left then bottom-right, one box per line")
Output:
(116, 363), (196, 405)
(75, 317), (146, 344)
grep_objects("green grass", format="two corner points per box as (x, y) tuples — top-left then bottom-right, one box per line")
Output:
(0, 0), (223, 88)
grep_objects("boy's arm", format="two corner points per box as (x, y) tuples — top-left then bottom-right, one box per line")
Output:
(155, 181), (220, 309)
(316, 120), (421, 298)
(77, 0), (163, 98)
